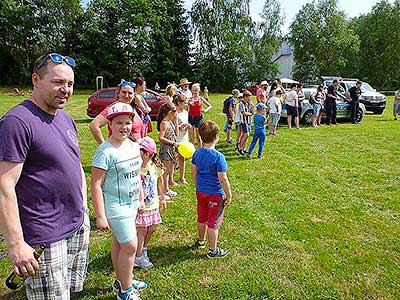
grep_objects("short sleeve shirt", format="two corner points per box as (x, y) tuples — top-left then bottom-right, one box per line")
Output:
(349, 86), (361, 102)
(327, 85), (337, 101)
(268, 96), (281, 114)
(191, 148), (227, 195)
(286, 90), (298, 107)
(92, 140), (142, 219)
(0, 100), (84, 245)
(238, 101), (252, 125)
(253, 113), (266, 130)
(256, 88), (266, 103)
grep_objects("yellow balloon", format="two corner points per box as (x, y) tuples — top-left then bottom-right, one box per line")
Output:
(178, 142), (196, 158)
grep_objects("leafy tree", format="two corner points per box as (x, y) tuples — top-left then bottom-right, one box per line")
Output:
(190, 0), (283, 91)
(352, 0), (400, 88)
(190, 0), (253, 91)
(147, 0), (192, 87)
(0, 0), (83, 85)
(289, 0), (359, 82)
(247, 0), (284, 83)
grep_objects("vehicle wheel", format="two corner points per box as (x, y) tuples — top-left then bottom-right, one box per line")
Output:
(302, 110), (313, 125)
(356, 108), (363, 123)
(374, 109), (384, 115)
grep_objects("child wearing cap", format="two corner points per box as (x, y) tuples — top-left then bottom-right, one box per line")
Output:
(247, 103), (267, 158)
(91, 102), (146, 300)
(191, 120), (232, 258)
(134, 137), (167, 269)
(267, 89), (282, 136)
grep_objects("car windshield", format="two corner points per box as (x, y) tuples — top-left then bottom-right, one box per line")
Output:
(346, 82), (375, 92)
(361, 83), (374, 92)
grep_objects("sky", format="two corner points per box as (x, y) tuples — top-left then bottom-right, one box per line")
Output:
(183, 0), (391, 33)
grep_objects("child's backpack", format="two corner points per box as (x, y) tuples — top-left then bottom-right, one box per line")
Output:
(222, 97), (231, 114)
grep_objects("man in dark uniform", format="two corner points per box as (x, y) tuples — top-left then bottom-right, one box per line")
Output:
(348, 81), (362, 124)
(326, 79), (339, 125)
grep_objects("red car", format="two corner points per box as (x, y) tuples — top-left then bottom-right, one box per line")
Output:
(86, 87), (169, 119)
(247, 85), (259, 95)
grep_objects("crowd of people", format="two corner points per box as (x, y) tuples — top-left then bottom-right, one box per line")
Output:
(221, 78), (365, 159)
(0, 52), (397, 300)
(0, 54), (230, 300)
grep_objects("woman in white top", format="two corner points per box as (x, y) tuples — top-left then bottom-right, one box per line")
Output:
(173, 94), (192, 184)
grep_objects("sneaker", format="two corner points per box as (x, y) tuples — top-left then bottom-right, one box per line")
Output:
(238, 149), (244, 156)
(113, 279), (147, 292)
(207, 247), (229, 259)
(134, 255), (153, 269)
(245, 153), (251, 158)
(166, 190), (177, 197)
(226, 139), (233, 144)
(257, 155), (263, 159)
(117, 287), (141, 300)
(193, 239), (206, 249)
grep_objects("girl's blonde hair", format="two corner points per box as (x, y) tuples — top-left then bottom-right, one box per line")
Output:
(165, 84), (177, 96)
(191, 83), (200, 91)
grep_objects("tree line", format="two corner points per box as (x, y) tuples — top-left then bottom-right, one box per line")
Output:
(0, 0), (399, 91)
(289, 0), (400, 89)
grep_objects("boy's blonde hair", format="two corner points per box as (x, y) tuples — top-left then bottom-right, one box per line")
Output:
(199, 120), (219, 144)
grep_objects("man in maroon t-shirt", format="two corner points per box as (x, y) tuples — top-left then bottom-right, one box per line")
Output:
(0, 53), (89, 299)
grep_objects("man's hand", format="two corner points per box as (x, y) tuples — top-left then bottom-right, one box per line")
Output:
(9, 241), (39, 277)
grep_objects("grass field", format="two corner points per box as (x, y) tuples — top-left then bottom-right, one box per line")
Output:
(0, 92), (399, 300)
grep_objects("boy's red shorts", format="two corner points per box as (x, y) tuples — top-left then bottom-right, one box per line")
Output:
(196, 191), (225, 229)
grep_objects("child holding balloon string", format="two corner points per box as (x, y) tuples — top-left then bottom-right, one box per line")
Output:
(173, 94), (192, 184)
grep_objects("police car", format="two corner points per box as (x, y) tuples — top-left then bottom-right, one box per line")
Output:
(322, 76), (386, 114)
(280, 87), (366, 125)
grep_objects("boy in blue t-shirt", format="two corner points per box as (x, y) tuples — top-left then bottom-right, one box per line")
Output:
(191, 120), (232, 258)
(247, 103), (267, 158)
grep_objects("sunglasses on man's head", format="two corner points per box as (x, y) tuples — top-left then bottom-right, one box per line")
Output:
(34, 53), (75, 73)
(118, 80), (136, 89)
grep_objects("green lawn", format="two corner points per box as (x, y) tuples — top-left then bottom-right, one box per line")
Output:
(0, 92), (399, 300)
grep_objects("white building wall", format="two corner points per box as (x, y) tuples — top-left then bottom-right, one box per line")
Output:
(272, 42), (295, 80)
(276, 55), (295, 79)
